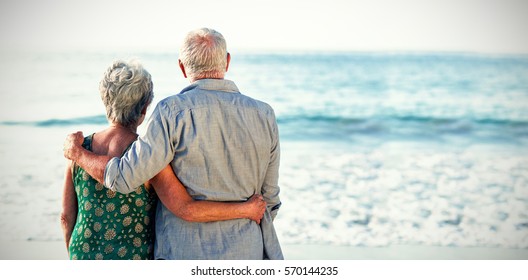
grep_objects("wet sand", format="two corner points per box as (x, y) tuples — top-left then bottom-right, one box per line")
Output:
(1, 240), (527, 260)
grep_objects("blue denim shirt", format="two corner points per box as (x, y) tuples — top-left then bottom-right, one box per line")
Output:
(104, 79), (283, 259)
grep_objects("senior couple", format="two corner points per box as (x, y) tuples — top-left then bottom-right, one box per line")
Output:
(61, 28), (283, 260)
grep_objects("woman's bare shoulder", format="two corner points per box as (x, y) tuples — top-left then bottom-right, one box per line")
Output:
(90, 128), (138, 158)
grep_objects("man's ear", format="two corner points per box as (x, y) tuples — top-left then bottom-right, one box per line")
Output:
(226, 52), (231, 72)
(178, 59), (187, 78)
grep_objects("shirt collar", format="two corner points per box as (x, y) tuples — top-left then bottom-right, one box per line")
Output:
(180, 79), (240, 95)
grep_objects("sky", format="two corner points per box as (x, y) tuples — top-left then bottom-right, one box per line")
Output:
(0, 0), (527, 54)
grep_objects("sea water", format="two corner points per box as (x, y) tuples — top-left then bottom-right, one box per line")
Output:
(0, 50), (527, 249)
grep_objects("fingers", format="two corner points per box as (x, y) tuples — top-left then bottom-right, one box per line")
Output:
(63, 131), (84, 160)
(247, 193), (266, 224)
(250, 194), (263, 200)
(252, 194), (265, 206)
(72, 131), (84, 142)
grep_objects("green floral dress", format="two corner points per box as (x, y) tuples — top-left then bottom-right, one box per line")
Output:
(68, 134), (158, 260)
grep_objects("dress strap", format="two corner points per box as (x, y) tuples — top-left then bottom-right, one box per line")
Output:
(71, 133), (95, 178)
(121, 137), (138, 156)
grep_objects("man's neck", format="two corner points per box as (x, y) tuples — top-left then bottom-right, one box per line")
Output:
(189, 73), (225, 83)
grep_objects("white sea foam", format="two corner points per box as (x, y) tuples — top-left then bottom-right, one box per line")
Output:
(275, 141), (528, 248)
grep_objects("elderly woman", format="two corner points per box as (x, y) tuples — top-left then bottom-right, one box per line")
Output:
(61, 60), (266, 260)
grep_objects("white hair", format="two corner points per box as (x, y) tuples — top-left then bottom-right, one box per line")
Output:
(179, 28), (228, 80)
(99, 59), (153, 127)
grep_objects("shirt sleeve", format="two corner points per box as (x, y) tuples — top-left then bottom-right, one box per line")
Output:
(262, 108), (282, 220)
(104, 101), (176, 193)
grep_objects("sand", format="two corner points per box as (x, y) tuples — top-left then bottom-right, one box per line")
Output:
(1, 240), (527, 260)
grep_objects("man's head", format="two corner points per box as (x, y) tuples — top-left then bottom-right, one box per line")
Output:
(178, 28), (230, 82)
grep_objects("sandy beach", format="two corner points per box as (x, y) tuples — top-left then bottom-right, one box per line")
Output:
(1, 240), (527, 260)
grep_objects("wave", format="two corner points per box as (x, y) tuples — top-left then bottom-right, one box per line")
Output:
(277, 114), (528, 141)
(2, 113), (527, 143)
(0, 115), (108, 127)
(278, 114), (528, 128)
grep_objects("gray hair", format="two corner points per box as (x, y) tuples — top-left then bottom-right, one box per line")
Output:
(99, 59), (154, 127)
(179, 28), (228, 80)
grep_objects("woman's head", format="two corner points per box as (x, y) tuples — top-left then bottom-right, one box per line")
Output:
(99, 60), (153, 127)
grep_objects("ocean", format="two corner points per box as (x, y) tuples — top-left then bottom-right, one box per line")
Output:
(0, 50), (527, 249)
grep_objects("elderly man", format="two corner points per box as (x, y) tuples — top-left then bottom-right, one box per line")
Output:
(63, 28), (283, 260)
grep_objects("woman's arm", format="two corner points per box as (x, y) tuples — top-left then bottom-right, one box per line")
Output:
(149, 165), (266, 224)
(60, 160), (78, 252)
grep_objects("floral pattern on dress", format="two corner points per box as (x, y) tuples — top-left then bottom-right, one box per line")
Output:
(68, 134), (157, 260)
